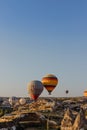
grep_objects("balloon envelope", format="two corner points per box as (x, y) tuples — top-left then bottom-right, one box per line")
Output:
(41, 74), (58, 95)
(84, 91), (87, 97)
(27, 80), (44, 100)
(8, 96), (18, 105)
(65, 90), (69, 94)
(19, 98), (26, 105)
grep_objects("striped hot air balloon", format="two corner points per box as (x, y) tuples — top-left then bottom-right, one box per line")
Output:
(27, 80), (44, 100)
(41, 74), (58, 95)
(84, 90), (87, 97)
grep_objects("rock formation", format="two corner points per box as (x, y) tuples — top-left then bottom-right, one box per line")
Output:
(61, 108), (75, 130)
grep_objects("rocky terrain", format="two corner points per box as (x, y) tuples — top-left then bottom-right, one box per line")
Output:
(0, 96), (87, 130)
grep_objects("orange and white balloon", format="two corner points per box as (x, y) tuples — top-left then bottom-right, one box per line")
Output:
(41, 74), (58, 95)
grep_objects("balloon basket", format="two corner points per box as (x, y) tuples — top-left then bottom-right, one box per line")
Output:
(48, 92), (51, 95)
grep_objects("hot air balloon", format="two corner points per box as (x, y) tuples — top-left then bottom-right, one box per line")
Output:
(19, 98), (26, 105)
(65, 90), (69, 97)
(27, 80), (44, 100)
(65, 90), (69, 94)
(8, 96), (18, 106)
(84, 90), (87, 97)
(41, 74), (58, 95)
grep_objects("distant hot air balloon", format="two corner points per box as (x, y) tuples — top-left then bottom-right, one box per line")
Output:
(27, 80), (44, 100)
(8, 96), (18, 106)
(19, 98), (26, 105)
(41, 74), (58, 95)
(84, 90), (87, 97)
(65, 90), (69, 97)
(65, 90), (69, 94)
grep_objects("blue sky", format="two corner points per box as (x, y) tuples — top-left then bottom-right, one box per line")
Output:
(0, 0), (87, 97)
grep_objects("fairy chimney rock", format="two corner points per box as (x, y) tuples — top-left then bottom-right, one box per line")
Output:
(73, 109), (87, 130)
(61, 108), (74, 130)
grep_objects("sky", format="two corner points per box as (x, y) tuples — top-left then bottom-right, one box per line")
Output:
(0, 0), (87, 97)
